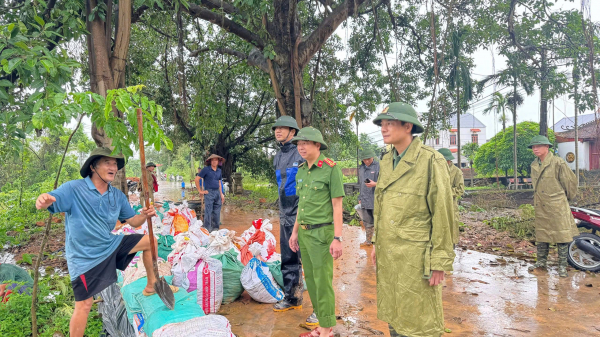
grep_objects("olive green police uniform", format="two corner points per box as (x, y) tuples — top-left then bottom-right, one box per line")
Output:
(292, 127), (345, 328)
(372, 103), (455, 337)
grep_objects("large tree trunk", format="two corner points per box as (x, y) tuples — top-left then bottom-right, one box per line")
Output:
(539, 49), (548, 137)
(86, 0), (132, 194)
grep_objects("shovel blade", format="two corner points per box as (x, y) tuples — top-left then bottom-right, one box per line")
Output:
(154, 277), (175, 310)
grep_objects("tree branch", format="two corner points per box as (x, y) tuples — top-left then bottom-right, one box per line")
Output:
(190, 47), (269, 73)
(185, 3), (265, 48)
(199, 0), (240, 15)
(299, 0), (368, 66)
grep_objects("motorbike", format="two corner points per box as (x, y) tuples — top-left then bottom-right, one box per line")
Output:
(568, 205), (600, 272)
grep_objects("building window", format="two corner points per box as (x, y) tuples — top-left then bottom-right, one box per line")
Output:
(435, 138), (440, 145)
(471, 134), (478, 143)
(450, 134), (457, 145)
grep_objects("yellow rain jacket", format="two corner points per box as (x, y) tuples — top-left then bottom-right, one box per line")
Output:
(531, 152), (578, 243)
(373, 138), (455, 337)
(449, 164), (464, 244)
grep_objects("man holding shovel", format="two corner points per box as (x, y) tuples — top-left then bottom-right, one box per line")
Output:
(35, 147), (177, 337)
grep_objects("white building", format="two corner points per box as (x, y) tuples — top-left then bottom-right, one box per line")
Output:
(425, 113), (487, 167)
(555, 118), (600, 171)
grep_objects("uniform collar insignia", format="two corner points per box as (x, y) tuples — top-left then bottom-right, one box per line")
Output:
(317, 160), (323, 168)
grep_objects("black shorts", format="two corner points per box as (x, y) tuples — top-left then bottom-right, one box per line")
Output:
(71, 234), (144, 301)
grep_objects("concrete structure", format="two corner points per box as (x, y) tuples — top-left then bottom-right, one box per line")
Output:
(555, 120), (600, 171)
(425, 113), (487, 167)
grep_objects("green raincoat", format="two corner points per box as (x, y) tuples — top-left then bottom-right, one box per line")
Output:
(373, 138), (455, 337)
(531, 152), (578, 243)
(449, 164), (464, 244)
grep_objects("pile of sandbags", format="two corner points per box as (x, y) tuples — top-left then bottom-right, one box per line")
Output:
(109, 213), (288, 336)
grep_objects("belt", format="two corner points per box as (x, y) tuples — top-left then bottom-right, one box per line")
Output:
(300, 223), (331, 230)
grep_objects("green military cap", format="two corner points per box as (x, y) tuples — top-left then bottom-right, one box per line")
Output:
(272, 115), (300, 131)
(437, 148), (455, 161)
(80, 147), (125, 178)
(359, 149), (376, 160)
(292, 126), (328, 150)
(372, 102), (424, 134)
(528, 135), (553, 149)
(146, 162), (157, 168)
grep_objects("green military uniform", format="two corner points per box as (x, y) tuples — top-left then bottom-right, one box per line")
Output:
(528, 135), (578, 277)
(438, 148), (464, 245)
(292, 127), (345, 328)
(372, 103), (455, 337)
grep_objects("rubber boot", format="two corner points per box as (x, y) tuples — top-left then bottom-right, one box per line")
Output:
(528, 242), (549, 271)
(558, 243), (569, 278)
(360, 227), (374, 247)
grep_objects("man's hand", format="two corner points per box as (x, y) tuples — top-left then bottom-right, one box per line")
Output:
(429, 270), (445, 286)
(365, 181), (377, 188)
(0, 283), (7, 297)
(221, 194), (225, 204)
(330, 239), (343, 259)
(36, 193), (56, 210)
(371, 248), (376, 265)
(289, 232), (299, 253)
(141, 204), (157, 218)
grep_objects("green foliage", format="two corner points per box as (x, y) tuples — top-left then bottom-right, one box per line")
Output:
(342, 192), (360, 226)
(474, 122), (555, 176)
(0, 276), (103, 337)
(462, 142), (479, 164)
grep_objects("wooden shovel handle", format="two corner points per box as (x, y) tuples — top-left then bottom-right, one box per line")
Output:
(136, 108), (160, 277)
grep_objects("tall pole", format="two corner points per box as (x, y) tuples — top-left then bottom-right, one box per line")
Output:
(574, 64), (580, 186)
(356, 118), (359, 183)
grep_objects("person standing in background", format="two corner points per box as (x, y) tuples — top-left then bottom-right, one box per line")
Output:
(357, 149), (379, 247)
(198, 154), (226, 232)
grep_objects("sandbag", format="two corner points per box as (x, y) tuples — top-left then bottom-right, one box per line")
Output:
(157, 235), (175, 261)
(172, 213), (189, 236)
(240, 257), (284, 304)
(266, 260), (284, 289)
(191, 256), (223, 314)
(153, 315), (235, 337)
(210, 249), (245, 304)
(133, 287), (205, 337)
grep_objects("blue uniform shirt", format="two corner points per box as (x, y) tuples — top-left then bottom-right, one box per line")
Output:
(198, 166), (222, 190)
(48, 177), (136, 280)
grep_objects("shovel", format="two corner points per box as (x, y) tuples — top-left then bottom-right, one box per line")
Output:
(136, 108), (175, 310)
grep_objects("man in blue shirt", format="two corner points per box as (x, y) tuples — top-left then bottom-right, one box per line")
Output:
(197, 154), (226, 232)
(35, 147), (167, 337)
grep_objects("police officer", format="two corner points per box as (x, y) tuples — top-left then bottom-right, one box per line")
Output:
(528, 135), (578, 277)
(271, 116), (305, 313)
(371, 103), (455, 337)
(358, 149), (379, 246)
(437, 148), (464, 246)
(289, 127), (345, 337)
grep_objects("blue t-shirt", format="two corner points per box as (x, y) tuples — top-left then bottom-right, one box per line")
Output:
(198, 166), (222, 190)
(48, 177), (137, 280)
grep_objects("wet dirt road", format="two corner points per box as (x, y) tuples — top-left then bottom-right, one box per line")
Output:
(155, 184), (600, 337)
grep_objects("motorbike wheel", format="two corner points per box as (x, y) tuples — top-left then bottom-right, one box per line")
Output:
(567, 233), (600, 272)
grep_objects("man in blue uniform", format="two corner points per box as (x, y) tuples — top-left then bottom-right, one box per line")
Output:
(271, 116), (307, 316)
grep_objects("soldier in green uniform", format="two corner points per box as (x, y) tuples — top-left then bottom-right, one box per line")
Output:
(528, 135), (578, 277)
(288, 127), (345, 337)
(437, 148), (465, 246)
(371, 103), (455, 337)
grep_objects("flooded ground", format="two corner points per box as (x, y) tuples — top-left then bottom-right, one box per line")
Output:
(155, 182), (600, 337)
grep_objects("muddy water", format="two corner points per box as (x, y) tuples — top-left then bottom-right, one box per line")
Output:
(155, 183), (600, 337)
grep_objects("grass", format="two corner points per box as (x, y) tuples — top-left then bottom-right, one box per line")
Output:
(0, 275), (104, 337)
(483, 204), (536, 240)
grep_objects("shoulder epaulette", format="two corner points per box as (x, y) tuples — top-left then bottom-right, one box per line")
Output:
(324, 158), (336, 167)
(299, 162), (305, 167)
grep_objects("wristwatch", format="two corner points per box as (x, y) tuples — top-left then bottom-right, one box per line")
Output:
(333, 236), (343, 242)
